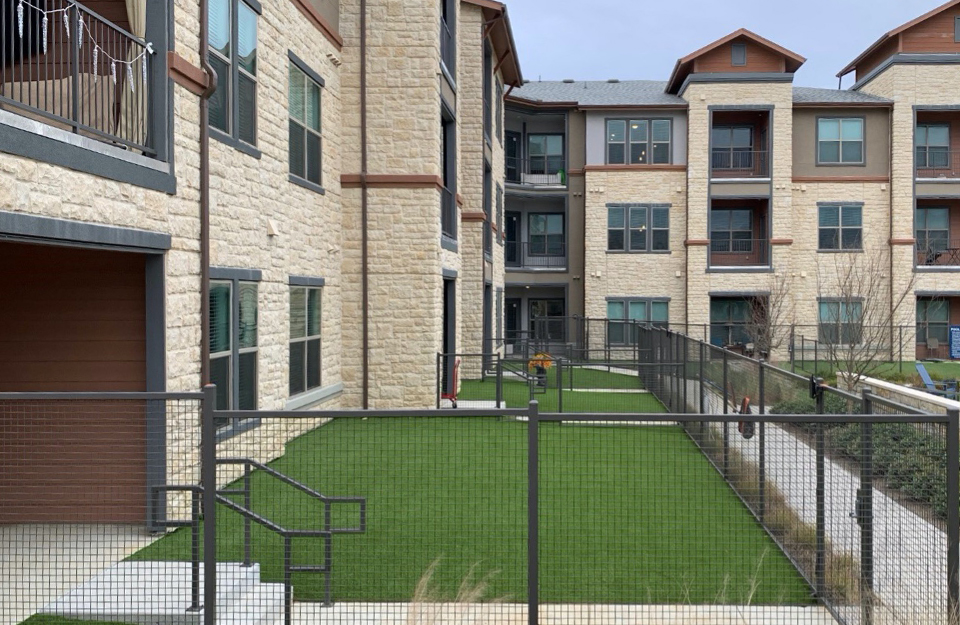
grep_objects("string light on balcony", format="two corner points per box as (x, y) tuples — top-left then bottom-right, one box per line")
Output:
(15, 0), (154, 91)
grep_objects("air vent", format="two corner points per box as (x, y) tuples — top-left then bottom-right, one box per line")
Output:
(562, 79), (575, 83)
(608, 78), (620, 83)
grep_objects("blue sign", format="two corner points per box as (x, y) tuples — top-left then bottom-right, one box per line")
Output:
(950, 326), (960, 360)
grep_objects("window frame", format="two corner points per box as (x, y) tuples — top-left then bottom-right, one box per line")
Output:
(495, 183), (503, 246)
(289, 285), (322, 398)
(607, 203), (670, 253)
(529, 298), (565, 342)
(916, 206), (950, 255)
(528, 212), (564, 257)
(731, 43), (747, 66)
(711, 125), (755, 171)
(207, 0), (262, 155)
(209, 269), (261, 440)
(915, 123), (951, 171)
(917, 298), (950, 345)
(605, 118), (672, 165)
(709, 208), (754, 253)
(816, 116), (865, 166)
(606, 297), (670, 345)
(287, 52), (325, 194)
(709, 297), (753, 347)
(527, 133), (565, 175)
(818, 299), (864, 345)
(817, 203), (863, 252)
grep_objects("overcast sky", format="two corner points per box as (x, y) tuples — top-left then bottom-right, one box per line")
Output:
(507, 0), (945, 89)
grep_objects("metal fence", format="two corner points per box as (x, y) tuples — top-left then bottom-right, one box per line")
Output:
(3, 360), (959, 625)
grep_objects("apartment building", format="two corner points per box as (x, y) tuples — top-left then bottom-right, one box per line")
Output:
(505, 0), (960, 362)
(0, 0), (519, 522)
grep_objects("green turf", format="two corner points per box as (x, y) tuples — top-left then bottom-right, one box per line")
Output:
(132, 418), (812, 605)
(19, 617), (133, 625)
(783, 359), (960, 382)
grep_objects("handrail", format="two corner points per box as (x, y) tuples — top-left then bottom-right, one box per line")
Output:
(149, 484), (203, 612)
(215, 457), (367, 622)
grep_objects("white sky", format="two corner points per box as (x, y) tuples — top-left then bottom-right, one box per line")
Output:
(507, 0), (948, 89)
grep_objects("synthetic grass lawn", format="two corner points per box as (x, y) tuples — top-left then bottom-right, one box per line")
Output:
(19, 617), (132, 625)
(132, 418), (813, 606)
(783, 360), (960, 381)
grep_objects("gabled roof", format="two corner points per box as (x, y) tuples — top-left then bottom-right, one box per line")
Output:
(792, 87), (893, 106)
(838, 0), (960, 77)
(463, 0), (523, 87)
(508, 80), (686, 108)
(665, 29), (806, 94)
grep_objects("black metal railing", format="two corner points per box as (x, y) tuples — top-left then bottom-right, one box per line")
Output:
(505, 155), (567, 186)
(711, 149), (769, 178)
(709, 238), (771, 267)
(439, 16), (454, 74)
(0, 0), (155, 154)
(916, 239), (960, 266)
(505, 240), (567, 269)
(916, 149), (960, 178)
(441, 186), (456, 239)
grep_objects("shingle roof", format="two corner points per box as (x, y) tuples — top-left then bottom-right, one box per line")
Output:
(791, 87), (892, 104)
(508, 81), (892, 107)
(509, 80), (686, 107)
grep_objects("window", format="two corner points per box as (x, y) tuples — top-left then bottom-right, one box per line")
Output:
(917, 299), (949, 345)
(818, 301), (863, 345)
(441, 103), (457, 239)
(710, 209), (753, 252)
(483, 166), (492, 255)
(208, 0), (259, 147)
(818, 118), (863, 164)
(818, 204), (863, 250)
(732, 43), (747, 66)
(289, 287), (322, 396)
(607, 299), (669, 344)
(607, 203), (669, 252)
(496, 288), (503, 347)
(496, 184), (503, 246)
(606, 119), (671, 164)
(529, 214), (564, 256)
(288, 59), (323, 187)
(496, 80), (503, 144)
(209, 278), (258, 433)
(712, 126), (754, 170)
(528, 134), (564, 175)
(530, 299), (565, 341)
(483, 45), (492, 142)
(709, 298), (752, 346)
(440, 0), (456, 73)
(916, 125), (950, 170)
(916, 207), (950, 254)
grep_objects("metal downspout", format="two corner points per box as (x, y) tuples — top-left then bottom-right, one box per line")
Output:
(360, 0), (369, 408)
(199, 0), (219, 386)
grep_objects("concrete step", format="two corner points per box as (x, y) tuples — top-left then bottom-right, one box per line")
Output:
(219, 582), (285, 625)
(39, 561), (268, 625)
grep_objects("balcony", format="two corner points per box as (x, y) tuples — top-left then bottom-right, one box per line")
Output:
(505, 156), (567, 188)
(708, 238), (771, 268)
(916, 150), (960, 179)
(915, 239), (960, 267)
(711, 150), (769, 179)
(0, 0), (154, 155)
(505, 241), (567, 270)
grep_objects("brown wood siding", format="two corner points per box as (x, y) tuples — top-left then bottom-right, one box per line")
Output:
(855, 37), (900, 83)
(694, 39), (785, 73)
(0, 242), (148, 524)
(902, 8), (960, 53)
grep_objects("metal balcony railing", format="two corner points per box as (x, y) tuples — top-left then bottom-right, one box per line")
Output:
(0, 0), (155, 155)
(505, 240), (567, 269)
(916, 240), (960, 267)
(708, 238), (771, 268)
(440, 16), (454, 74)
(916, 149), (960, 178)
(710, 149), (769, 178)
(505, 156), (567, 187)
(441, 186), (456, 239)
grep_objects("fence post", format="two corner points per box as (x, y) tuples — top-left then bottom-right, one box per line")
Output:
(201, 384), (217, 625)
(814, 380), (826, 597)
(722, 349), (729, 477)
(758, 360), (766, 522)
(899, 325), (904, 374)
(860, 388), (875, 625)
(527, 400), (540, 625)
(496, 355), (503, 409)
(682, 335), (688, 412)
(556, 359), (563, 414)
(790, 325), (796, 374)
(70, 6), (81, 130)
(948, 407), (960, 625)
(699, 341), (706, 416)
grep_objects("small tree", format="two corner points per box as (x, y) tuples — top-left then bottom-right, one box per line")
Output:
(815, 249), (916, 387)
(744, 272), (793, 361)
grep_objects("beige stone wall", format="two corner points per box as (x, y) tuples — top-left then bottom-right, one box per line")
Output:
(583, 170), (688, 324)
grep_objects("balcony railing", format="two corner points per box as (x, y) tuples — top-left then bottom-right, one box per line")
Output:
(441, 186), (456, 239)
(710, 149), (769, 178)
(0, 0), (154, 155)
(440, 16), (454, 74)
(505, 241), (567, 270)
(916, 240), (960, 267)
(505, 156), (567, 187)
(916, 150), (960, 178)
(708, 238), (771, 268)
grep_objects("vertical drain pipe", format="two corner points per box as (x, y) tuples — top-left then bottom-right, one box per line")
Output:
(199, 0), (218, 386)
(360, 0), (370, 408)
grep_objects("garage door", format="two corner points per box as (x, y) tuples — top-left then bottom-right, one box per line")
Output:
(0, 241), (148, 523)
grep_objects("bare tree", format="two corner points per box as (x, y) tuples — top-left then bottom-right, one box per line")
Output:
(744, 272), (793, 361)
(815, 249), (916, 387)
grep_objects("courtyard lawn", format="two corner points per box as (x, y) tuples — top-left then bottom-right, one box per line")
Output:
(783, 359), (960, 384)
(132, 418), (812, 606)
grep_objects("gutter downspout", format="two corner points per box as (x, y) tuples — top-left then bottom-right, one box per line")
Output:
(360, 0), (369, 408)
(199, 0), (218, 386)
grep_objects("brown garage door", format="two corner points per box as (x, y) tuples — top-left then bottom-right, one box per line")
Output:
(0, 241), (148, 523)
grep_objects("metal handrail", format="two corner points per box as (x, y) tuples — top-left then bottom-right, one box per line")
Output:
(149, 484), (204, 612)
